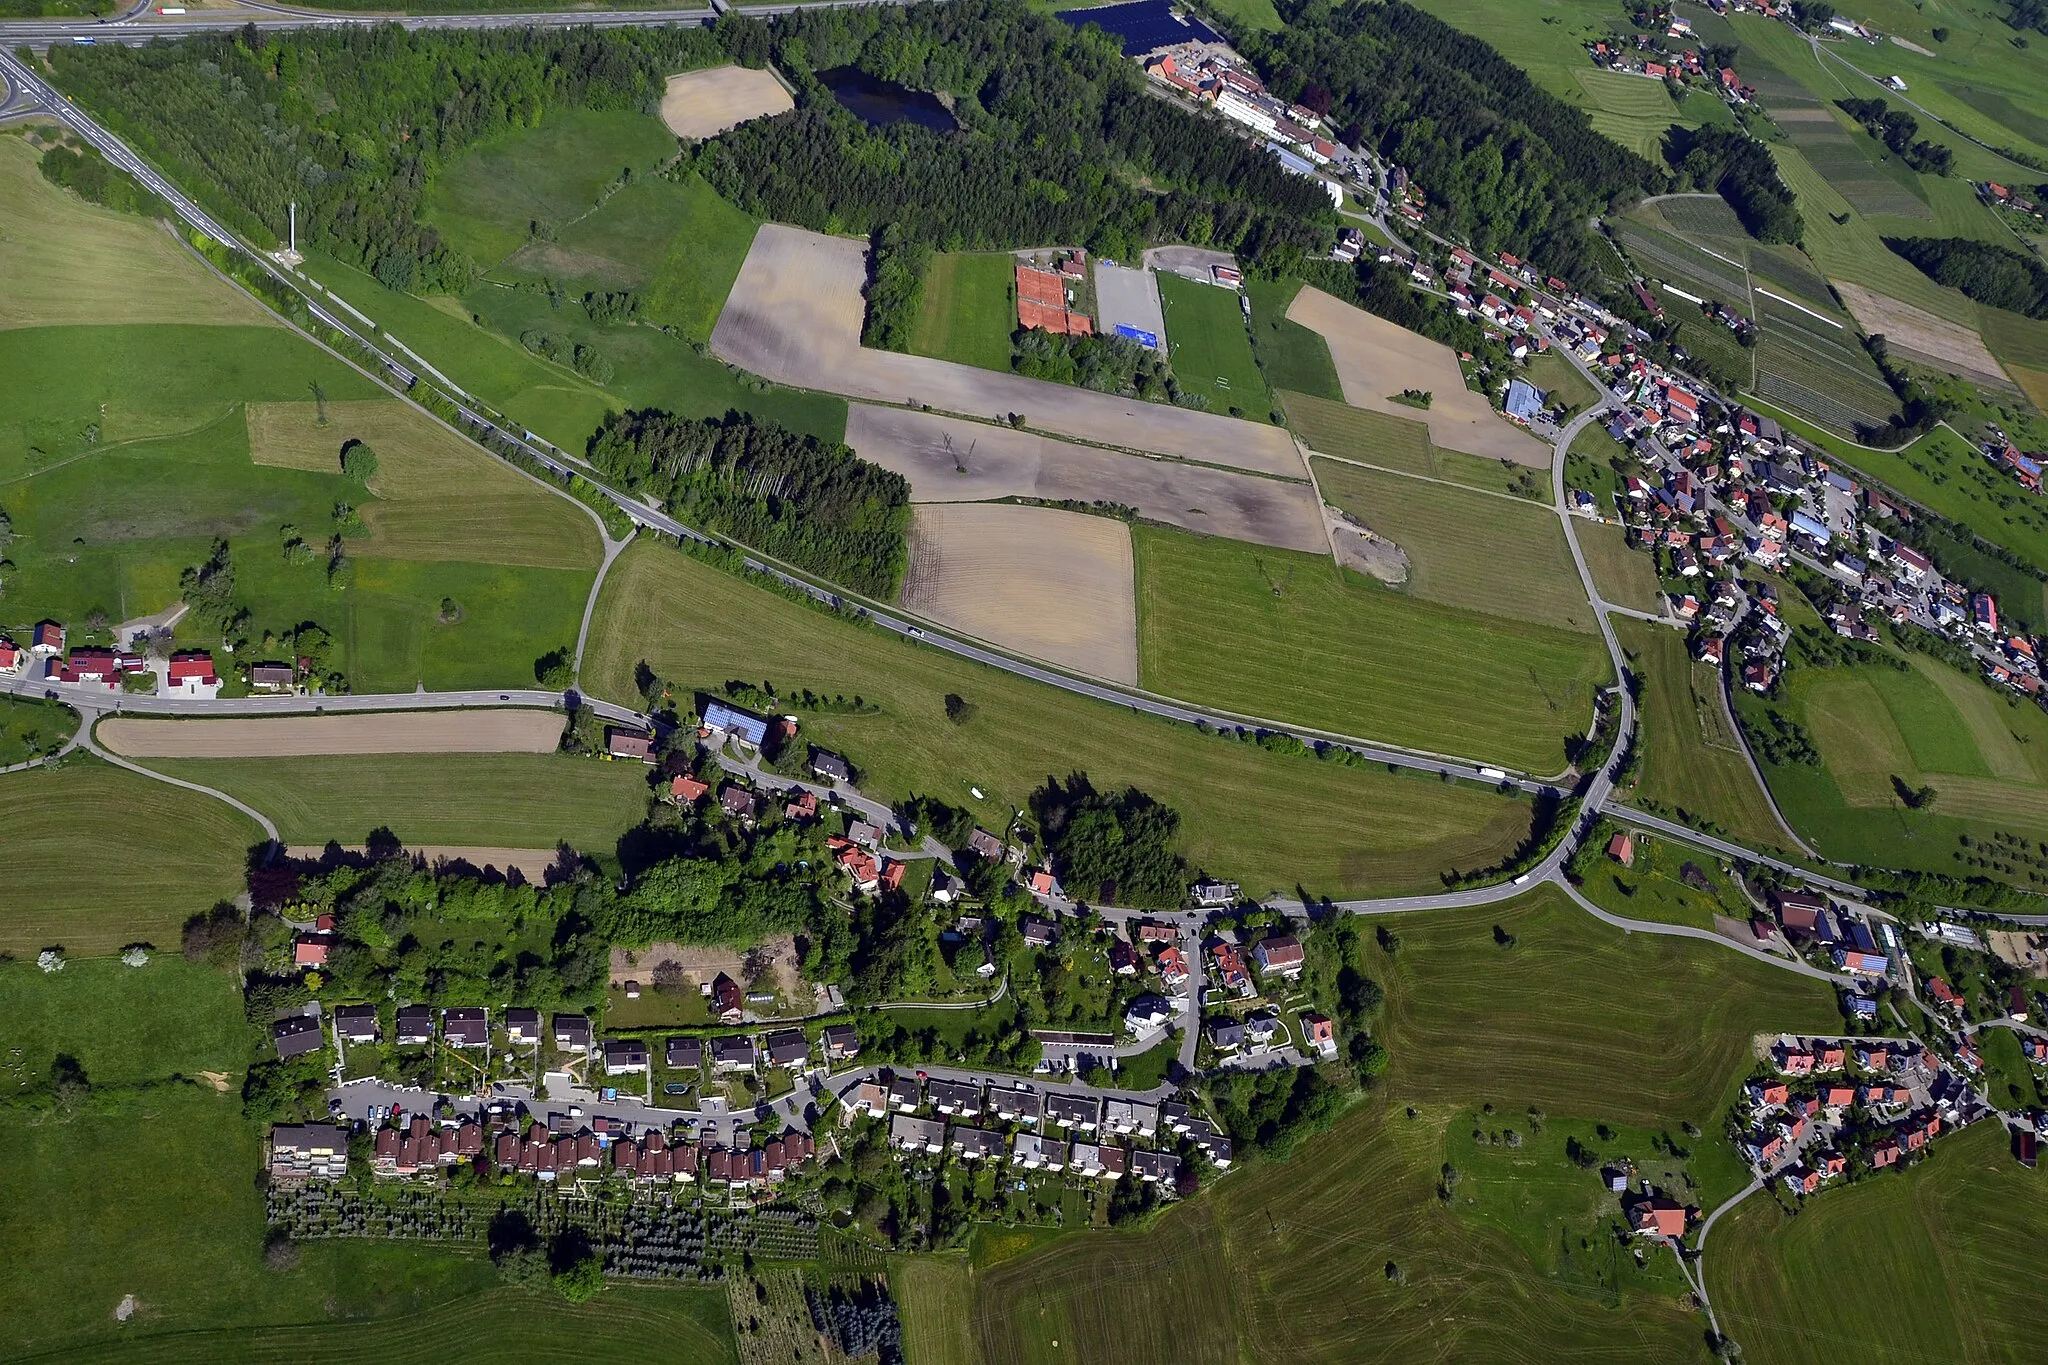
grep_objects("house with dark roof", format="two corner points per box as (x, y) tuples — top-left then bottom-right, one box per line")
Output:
(442, 1007), (488, 1048)
(605, 728), (654, 762)
(333, 1004), (379, 1044)
(394, 1006), (434, 1047)
(822, 1024), (860, 1061)
(1253, 934), (1304, 979)
(891, 1114), (947, 1153)
(887, 1073), (921, 1112)
(602, 1038), (649, 1074)
(927, 1078), (982, 1117)
(503, 1007), (541, 1045)
(712, 973), (745, 1023)
(666, 1036), (705, 1070)
(552, 1013), (593, 1052)
(764, 1028), (810, 1069)
(270, 1123), (351, 1180)
(950, 1126), (1006, 1161)
(272, 1014), (325, 1059)
(1045, 1092), (1100, 1131)
(808, 747), (851, 783)
(710, 1035), (757, 1073)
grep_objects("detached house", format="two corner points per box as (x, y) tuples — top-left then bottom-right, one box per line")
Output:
(1253, 934), (1305, 980)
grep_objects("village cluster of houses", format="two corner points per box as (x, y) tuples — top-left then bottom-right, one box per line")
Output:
(1586, 17), (1758, 107)
(863, 1071), (1230, 1189)
(0, 619), (311, 698)
(1739, 1033), (1981, 1193)
(1143, 48), (1338, 169)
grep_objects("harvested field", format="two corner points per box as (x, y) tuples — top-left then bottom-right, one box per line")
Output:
(844, 405), (1325, 553)
(1286, 286), (1551, 465)
(283, 845), (561, 880)
(658, 65), (793, 139)
(1832, 282), (2012, 387)
(98, 710), (565, 758)
(901, 504), (1139, 683)
(245, 400), (603, 569)
(710, 225), (1303, 476)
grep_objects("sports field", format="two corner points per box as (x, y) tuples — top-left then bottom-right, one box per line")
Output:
(1156, 272), (1272, 419)
(580, 541), (1537, 898)
(1133, 526), (1611, 773)
(909, 252), (1016, 373)
(143, 752), (653, 854)
(1739, 645), (2048, 877)
(1708, 1119), (2048, 1365)
(1616, 619), (1791, 853)
(0, 136), (269, 331)
(1577, 522), (1662, 615)
(1311, 459), (1596, 632)
(0, 757), (261, 955)
(971, 885), (1841, 1363)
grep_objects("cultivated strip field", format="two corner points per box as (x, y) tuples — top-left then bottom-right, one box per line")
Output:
(657, 65), (793, 139)
(98, 710), (567, 758)
(1286, 286), (1551, 465)
(0, 136), (270, 330)
(1832, 282), (2012, 387)
(282, 844), (561, 879)
(901, 503), (1140, 684)
(709, 225), (1304, 477)
(245, 400), (603, 569)
(844, 405), (1327, 553)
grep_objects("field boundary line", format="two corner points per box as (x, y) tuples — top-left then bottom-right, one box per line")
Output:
(1305, 448), (1547, 506)
(1755, 287), (1843, 328)
(575, 525), (636, 683)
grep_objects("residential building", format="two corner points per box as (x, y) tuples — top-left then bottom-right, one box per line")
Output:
(809, 747), (852, 783)
(701, 701), (770, 747)
(1132, 1149), (1182, 1185)
(950, 1127), (1006, 1161)
(989, 1086), (1042, 1126)
(605, 728), (654, 762)
(442, 1008), (487, 1049)
(603, 1038), (649, 1074)
(890, 1114), (946, 1154)
(270, 1123), (351, 1181)
(710, 1035), (756, 1073)
(887, 1073), (921, 1112)
(272, 1015), (324, 1059)
(552, 1013), (592, 1052)
(1103, 1099), (1158, 1137)
(1012, 1132), (1064, 1171)
(928, 1078), (982, 1117)
(395, 1006), (435, 1047)
(822, 1024), (861, 1061)
(334, 1004), (379, 1044)
(711, 973), (745, 1023)
(764, 1028), (810, 1069)
(503, 1007), (541, 1045)
(1045, 1092), (1101, 1131)
(666, 1036), (705, 1071)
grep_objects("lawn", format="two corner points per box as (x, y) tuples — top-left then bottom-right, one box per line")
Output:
(1737, 646), (2048, 879)
(0, 134), (270, 331)
(1521, 350), (1599, 419)
(146, 753), (654, 855)
(1578, 522), (1663, 615)
(579, 541), (1537, 899)
(1284, 390), (1547, 499)
(971, 884), (1842, 1363)
(1246, 277), (1342, 402)
(1311, 458), (1598, 632)
(422, 108), (681, 272)
(1132, 525), (1612, 774)
(1615, 619), (1792, 853)
(0, 695), (78, 769)
(1571, 816), (1757, 932)
(893, 1256), (977, 1365)
(0, 955), (252, 1085)
(909, 252), (1016, 374)
(1707, 1119), (2048, 1365)
(1156, 272), (1273, 421)
(0, 757), (261, 955)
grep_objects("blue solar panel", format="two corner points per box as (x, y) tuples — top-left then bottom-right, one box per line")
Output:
(1057, 1), (1221, 55)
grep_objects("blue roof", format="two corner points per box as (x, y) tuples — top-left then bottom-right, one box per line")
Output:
(1790, 511), (1832, 543)
(1268, 145), (1317, 179)
(1504, 379), (1546, 421)
(1847, 995), (1878, 1018)
(702, 701), (769, 746)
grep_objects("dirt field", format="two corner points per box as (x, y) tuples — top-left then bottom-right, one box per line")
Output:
(283, 844), (562, 880)
(710, 224), (1304, 477)
(611, 937), (799, 993)
(1833, 282), (2010, 386)
(845, 405), (1326, 553)
(901, 503), (1140, 683)
(246, 400), (602, 569)
(1286, 286), (1551, 466)
(98, 710), (566, 758)
(658, 66), (794, 139)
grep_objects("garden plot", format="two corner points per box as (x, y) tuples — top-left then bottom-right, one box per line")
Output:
(98, 710), (567, 758)
(658, 65), (794, 140)
(844, 406), (1326, 552)
(1285, 286), (1550, 465)
(1832, 282), (2012, 388)
(711, 225), (1303, 476)
(900, 503), (1139, 683)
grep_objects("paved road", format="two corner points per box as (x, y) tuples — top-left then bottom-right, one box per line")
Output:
(0, 674), (648, 728)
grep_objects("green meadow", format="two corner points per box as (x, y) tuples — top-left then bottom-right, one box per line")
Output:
(909, 251), (1017, 373)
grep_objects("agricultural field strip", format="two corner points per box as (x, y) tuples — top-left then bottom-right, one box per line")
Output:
(1309, 449), (1546, 507)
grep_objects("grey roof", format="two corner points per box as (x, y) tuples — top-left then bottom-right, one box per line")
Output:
(809, 747), (851, 781)
(272, 1015), (324, 1058)
(552, 1013), (592, 1043)
(765, 1029), (810, 1065)
(927, 1078), (982, 1114)
(271, 1123), (349, 1154)
(666, 1036), (704, 1068)
(950, 1126), (1007, 1159)
(1045, 1092), (1100, 1128)
(710, 1035), (757, 1065)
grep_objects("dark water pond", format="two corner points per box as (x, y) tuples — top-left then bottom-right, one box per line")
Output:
(817, 66), (958, 133)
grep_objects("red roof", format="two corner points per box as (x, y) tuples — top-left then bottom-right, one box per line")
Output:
(670, 774), (709, 803)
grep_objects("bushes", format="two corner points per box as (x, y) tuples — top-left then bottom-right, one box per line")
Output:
(37, 140), (166, 217)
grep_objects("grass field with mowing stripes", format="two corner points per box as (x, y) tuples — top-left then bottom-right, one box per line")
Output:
(1708, 1119), (2048, 1365)
(1283, 391), (1547, 500)
(0, 758), (261, 955)
(1157, 271), (1274, 421)
(972, 885), (1841, 1363)
(147, 752), (653, 855)
(1312, 458), (1596, 632)
(1246, 277), (1343, 402)
(1616, 619), (1792, 853)
(1133, 526), (1611, 774)
(910, 252), (1016, 374)
(581, 541), (1536, 899)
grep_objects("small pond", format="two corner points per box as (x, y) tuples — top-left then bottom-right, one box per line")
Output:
(817, 66), (958, 133)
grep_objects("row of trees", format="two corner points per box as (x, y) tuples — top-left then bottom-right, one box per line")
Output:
(586, 409), (912, 597)
(1886, 235), (2048, 319)
(48, 25), (724, 294)
(1835, 99), (1954, 176)
(1666, 126), (1804, 244)
(694, 2), (1336, 270)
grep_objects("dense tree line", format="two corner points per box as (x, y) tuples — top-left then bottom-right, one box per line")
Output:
(47, 25), (723, 293)
(693, 2), (1335, 268)
(37, 141), (167, 217)
(1667, 126), (1803, 243)
(587, 409), (911, 596)
(1031, 773), (1189, 908)
(1012, 328), (1193, 405)
(861, 223), (932, 351)
(1243, 0), (1663, 284)
(1884, 236), (2048, 319)
(1835, 99), (1953, 176)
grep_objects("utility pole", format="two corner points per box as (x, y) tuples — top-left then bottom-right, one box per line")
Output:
(288, 201), (296, 255)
